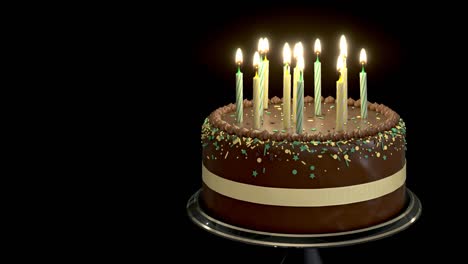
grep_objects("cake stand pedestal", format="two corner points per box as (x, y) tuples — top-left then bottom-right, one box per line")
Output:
(187, 188), (421, 263)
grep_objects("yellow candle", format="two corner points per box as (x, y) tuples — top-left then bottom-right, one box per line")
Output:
(336, 55), (345, 131)
(283, 43), (291, 129)
(292, 42), (303, 123)
(263, 38), (270, 110)
(253, 52), (261, 129)
(340, 35), (348, 122)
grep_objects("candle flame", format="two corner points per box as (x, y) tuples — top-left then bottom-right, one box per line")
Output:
(293, 42), (303, 59)
(258, 38), (264, 53)
(314, 39), (321, 54)
(339, 35), (347, 57)
(337, 55), (343, 71)
(360, 48), (367, 64)
(297, 56), (305, 71)
(264, 38), (269, 53)
(253, 51), (260, 68)
(235, 48), (243, 64)
(283, 43), (291, 64)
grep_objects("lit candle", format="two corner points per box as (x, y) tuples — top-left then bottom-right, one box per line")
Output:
(263, 38), (270, 110)
(258, 38), (265, 116)
(235, 48), (243, 124)
(253, 52), (261, 129)
(314, 39), (322, 116)
(336, 56), (345, 131)
(283, 43), (292, 129)
(340, 35), (348, 122)
(296, 56), (305, 134)
(359, 48), (368, 119)
(292, 42), (303, 123)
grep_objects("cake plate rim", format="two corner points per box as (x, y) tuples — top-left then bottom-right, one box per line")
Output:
(186, 188), (421, 248)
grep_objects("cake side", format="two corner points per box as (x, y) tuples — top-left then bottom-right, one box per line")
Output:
(200, 97), (407, 233)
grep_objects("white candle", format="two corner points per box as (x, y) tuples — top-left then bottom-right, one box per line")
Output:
(283, 43), (291, 129)
(314, 39), (322, 116)
(292, 42), (303, 123)
(235, 48), (243, 124)
(340, 35), (348, 122)
(296, 56), (305, 134)
(253, 52), (261, 129)
(336, 56), (345, 131)
(359, 48), (368, 119)
(263, 38), (270, 109)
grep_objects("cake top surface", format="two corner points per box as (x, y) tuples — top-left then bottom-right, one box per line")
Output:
(208, 96), (401, 142)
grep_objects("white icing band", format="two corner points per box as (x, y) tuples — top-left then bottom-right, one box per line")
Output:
(202, 163), (406, 207)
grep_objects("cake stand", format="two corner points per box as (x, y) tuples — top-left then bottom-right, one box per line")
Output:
(187, 188), (421, 263)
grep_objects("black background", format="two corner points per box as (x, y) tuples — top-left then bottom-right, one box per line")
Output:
(143, 1), (463, 263)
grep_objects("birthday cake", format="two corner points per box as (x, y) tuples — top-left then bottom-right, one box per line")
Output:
(200, 96), (406, 234)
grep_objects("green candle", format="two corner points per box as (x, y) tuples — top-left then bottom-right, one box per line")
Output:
(359, 48), (368, 119)
(235, 48), (243, 124)
(296, 56), (305, 134)
(314, 39), (322, 116)
(292, 42), (303, 124)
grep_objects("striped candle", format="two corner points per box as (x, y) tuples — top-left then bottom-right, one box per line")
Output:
(253, 52), (261, 129)
(314, 39), (322, 116)
(360, 48), (368, 119)
(235, 48), (243, 124)
(258, 58), (265, 119)
(283, 43), (292, 129)
(263, 38), (270, 110)
(340, 35), (348, 123)
(336, 55), (345, 131)
(292, 42), (303, 124)
(296, 56), (305, 134)
(263, 59), (269, 109)
(236, 71), (243, 123)
(292, 67), (298, 123)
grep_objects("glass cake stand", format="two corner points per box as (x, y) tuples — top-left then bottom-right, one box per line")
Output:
(187, 188), (421, 263)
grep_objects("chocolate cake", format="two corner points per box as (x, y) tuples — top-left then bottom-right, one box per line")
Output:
(200, 96), (406, 234)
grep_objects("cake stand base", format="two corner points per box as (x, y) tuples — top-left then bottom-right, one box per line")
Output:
(187, 188), (421, 263)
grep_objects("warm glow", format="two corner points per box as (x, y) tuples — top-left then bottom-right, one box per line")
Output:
(283, 43), (291, 64)
(340, 35), (347, 57)
(253, 51), (260, 68)
(258, 38), (264, 52)
(264, 38), (269, 53)
(293, 42), (304, 59)
(360, 48), (367, 64)
(314, 39), (321, 54)
(297, 56), (305, 71)
(337, 55), (343, 71)
(235, 48), (243, 64)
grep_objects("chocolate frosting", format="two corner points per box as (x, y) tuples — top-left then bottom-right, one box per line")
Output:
(208, 97), (400, 141)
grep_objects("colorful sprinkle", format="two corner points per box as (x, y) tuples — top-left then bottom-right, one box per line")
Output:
(252, 170), (258, 177)
(383, 155), (387, 160)
(309, 173), (315, 179)
(293, 155), (299, 161)
(257, 157), (262, 163)
(310, 165), (315, 170)
(292, 169), (298, 175)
